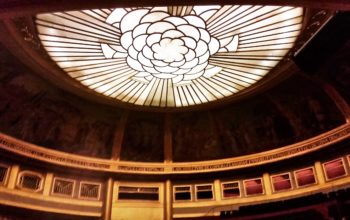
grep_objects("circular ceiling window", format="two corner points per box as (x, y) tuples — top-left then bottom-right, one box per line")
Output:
(36, 5), (303, 107)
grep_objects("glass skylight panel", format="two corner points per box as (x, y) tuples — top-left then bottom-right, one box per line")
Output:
(36, 5), (303, 107)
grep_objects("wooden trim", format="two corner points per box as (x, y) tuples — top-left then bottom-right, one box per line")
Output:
(164, 114), (172, 163)
(164, 179), (173, 220)
(102, 178), (113, 220)
(115, 181), (162, 203)
(0, 123), (349, 175)
(194, 184), (215, 201)
(51, 177), (76, 198)
(270, 172), (293, 193)
(111, 111), (129, 161)
(322, 157), (348, 181)
(0, 0), (349, 19)
(293, 166), (317, 188)
(43, 173), (54, 196)
(221, 181), (241, 199)
(78, 181), (102, 200)
(173, 175), (350, 218)
(173, 185), (193, 202)
(16, 170), (44, 193)
(243, 178), (265, 197)
(0, 163), (10, 186)
(7, 165), (19, 190)
(0, 187), (102, 217)
(314, 162), (326, 185)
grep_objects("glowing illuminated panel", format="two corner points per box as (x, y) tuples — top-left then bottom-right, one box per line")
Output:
(36, 6), (303, 107)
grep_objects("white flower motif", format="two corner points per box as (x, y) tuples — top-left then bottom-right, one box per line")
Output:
(101, 7), (239, 85)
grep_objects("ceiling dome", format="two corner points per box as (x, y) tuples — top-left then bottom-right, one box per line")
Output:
(0, 2), (348, 169)
(35, 5), (303, 108)
(0, 3), (350, 220)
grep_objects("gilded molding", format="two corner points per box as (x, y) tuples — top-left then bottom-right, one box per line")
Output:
(0, 123), (349, 174)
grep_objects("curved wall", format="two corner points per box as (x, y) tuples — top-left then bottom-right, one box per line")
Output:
(1, 143), (350, 219)
(0, 43), (347, 162)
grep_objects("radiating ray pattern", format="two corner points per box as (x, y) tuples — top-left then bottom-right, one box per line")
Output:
(36, 5), (303, 107)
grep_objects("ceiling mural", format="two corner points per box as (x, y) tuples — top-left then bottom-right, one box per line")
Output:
(35, 5), (303, 107)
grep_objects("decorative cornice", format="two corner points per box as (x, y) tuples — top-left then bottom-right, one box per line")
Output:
(0, 123), (349, 175)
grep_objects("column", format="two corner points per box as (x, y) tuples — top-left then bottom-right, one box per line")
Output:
(164, 179), (173, 220)
(314, 161), (326, 184)
(164, 114), (172, 163)
(7, 165), (20, 189)
(103, 178), (114, 220)
(111, 111), (129, 161)
(262, 173), (273, 195)
(214, 179), (222, 201)
(43, 172), (54, 196)
(310, 78), (350, 123)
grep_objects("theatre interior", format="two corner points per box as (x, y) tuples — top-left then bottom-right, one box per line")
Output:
(0, 1), (350, 219)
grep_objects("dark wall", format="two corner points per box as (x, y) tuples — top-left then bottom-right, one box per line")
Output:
(172, 75), (345, 162)
(172, 112), (225, 161)
(0, 40), (347, 162)
(121, 112), (164, 162)
(318, 40), (350, 104)
(0, 44), (120, 158)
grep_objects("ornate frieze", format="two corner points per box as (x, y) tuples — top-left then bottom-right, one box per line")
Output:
(0, 123), (349, 174)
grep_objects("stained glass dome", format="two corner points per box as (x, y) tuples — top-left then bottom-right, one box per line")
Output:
(36, 5), (303, 107)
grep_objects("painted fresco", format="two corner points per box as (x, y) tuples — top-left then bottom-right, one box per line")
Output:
(0, 45), (119, 158)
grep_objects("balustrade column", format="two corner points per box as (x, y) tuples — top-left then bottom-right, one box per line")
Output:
(314, 161), (326, 184)
(7, 165), (19, 189)
(263, 173), (273, 195)
(214, 179), (222, 201)
(43, 173), (53, 196)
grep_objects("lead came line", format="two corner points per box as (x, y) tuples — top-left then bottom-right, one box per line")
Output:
(35, 5), (303, 107)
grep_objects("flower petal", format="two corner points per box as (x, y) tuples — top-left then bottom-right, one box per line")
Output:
(208, 37), (220, 55)
(198, 51), (210, 64)
(120, 9), (149, 32)
(152, 73), (176, 79)
(182, 37), (196, 49)
(164, 16), (188, 26)
(195, 40), (208, 57)
(155, 65), (178, 73)
(141, 11), (170, 23)
(177, 25), (200, 41)
(183, 15), (206, 28)
(121, 31), (133, 50)
(182, 57), (198, 68)
(162, 29), (184, 39)
(184, 49), (196, 61)
(203, 66), (222, 78)
(147, 34), (161, 47)
(172, 75), (184, 84)
(133, 34), (148, 51)
(127, 56), (144, 71)
(183, 70), (204, 80)
(199, 28), (211, 43)
(147, 21), (175, 34)
(128, 45), (138, 60)
(142, 45), (154, 59)
(132, 23), (151, 38)
(138, 52), (153, 67)
(106, 8), (127, 24)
